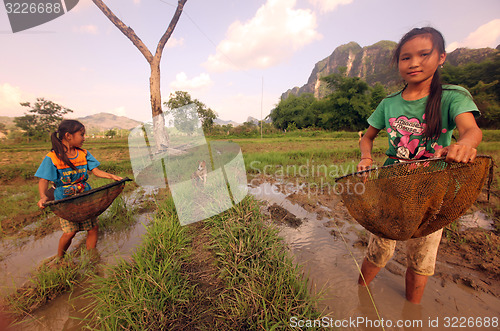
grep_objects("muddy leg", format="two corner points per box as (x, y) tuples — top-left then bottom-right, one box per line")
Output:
(58, 231), (77, 257)
(358, 258), (382, 286)
(86, 225), (99, 250)
(405, 268), (428, 304)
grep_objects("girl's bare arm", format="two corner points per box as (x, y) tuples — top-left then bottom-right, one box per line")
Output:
(37, 178), (50, 209)
(91, 168), (123, 181)
(434, 112), (482, 163)
(358, 126), (381, 172)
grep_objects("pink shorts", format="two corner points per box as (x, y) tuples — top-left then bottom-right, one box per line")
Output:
(366, 228), (443, 276)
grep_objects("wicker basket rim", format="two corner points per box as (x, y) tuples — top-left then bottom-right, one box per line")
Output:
(43, 177), (132, 207)
(334, 155), (492, 183)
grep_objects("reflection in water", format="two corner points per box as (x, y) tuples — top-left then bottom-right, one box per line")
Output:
(249, 181), (500, 331)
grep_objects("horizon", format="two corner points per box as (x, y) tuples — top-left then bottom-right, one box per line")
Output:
(1, 0), (499, 123)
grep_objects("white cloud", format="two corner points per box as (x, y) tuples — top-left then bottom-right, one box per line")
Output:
(0, 83), (24, 117)
(170, 72), (213, 90)
(447, 19), (500, 52)
(309, 0), (354, 13)
(204, 0), (322, 72)
(166, 37), (185, 48)
(73, 24), (98, 34)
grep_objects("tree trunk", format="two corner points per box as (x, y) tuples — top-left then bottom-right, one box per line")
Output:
(92, 0), (188, 152)
(150, 62), (169, 150)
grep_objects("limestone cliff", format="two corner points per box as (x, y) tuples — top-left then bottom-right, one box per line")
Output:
(282, 41), (499, 100)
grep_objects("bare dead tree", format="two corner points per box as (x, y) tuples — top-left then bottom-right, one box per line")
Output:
(92, 0), (188, 151)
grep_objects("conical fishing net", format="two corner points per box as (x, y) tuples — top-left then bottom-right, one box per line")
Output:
(43, 178), (132, 222)
(335, 156), (493, 240)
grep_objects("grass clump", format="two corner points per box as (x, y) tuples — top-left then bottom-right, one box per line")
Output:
(85, 195), (320, 330)
(205, 197), (320, 330)
(85, 196), (195, 330)
(98, 196), (138, 232)
(5, 252), (93, 319)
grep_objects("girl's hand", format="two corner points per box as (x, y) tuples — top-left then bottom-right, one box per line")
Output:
(38, 196), (49, 209)
(434, 143), (477, 163)
(357, 158), (373, 172)
(110, 174), (123, 181)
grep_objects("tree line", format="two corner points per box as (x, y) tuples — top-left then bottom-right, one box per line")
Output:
(8, 91), (217, 142)
(270, 55), (500, 131)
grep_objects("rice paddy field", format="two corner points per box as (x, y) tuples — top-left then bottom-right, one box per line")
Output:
(0, 129), (498, 329)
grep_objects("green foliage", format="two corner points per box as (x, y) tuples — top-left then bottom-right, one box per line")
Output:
(270, 68), (386, 132)
(269, 93), (317, 130)
(104, 129), (116, 138)
(164, 91), (217, 134)
(14, 98), (73, 141)
(442, 55), (500, 128)
(319, 69), (373, 131)
(469, 80), (500, 128)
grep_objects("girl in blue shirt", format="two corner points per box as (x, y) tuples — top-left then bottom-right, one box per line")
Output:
(36, 120), (122, 259)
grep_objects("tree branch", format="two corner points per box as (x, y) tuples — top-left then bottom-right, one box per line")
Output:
(154, 0), (188, 62)
(91, 0), (154, 63)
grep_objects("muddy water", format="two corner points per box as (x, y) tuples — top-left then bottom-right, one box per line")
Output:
(249, 182), (500, 331)
(0, 188), (157, 330)
(16, 212), (154, 331)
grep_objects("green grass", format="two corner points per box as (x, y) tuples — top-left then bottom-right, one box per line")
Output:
(84, 196), (197, 330)
(98, 196), (140, 232)
(5, 251), (94, 319)
(84, 196), (321, 330)
(205, 197), (321, 330)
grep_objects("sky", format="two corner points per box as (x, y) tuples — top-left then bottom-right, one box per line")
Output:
(1, 0), (499, 124)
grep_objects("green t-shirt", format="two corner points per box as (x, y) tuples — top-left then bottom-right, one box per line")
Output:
(368, 85), (479, 162)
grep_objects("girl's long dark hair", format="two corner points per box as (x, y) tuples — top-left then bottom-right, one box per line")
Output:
(51, 120), (85, 170)
(392, 27), (446, 141)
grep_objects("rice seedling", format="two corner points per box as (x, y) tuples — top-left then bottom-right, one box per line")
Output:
(84, 194), (321, 330)
(97, 196), (138, 232)
(84, 196), (196, 330)
(204, 197), (321, 329)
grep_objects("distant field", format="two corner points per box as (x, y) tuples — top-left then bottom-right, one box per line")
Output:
(0, 130), (498, 233)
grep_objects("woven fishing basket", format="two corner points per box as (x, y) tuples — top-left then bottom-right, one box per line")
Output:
(43, 178), (132, 222)
(335, 156), (493, 240)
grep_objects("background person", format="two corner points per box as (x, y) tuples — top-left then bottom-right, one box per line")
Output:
(36, 120), (122, 260)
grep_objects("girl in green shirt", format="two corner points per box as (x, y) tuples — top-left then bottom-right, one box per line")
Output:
(357, 27), (482, 304)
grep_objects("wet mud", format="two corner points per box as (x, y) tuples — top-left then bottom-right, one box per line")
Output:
(249, 175), (500, 330)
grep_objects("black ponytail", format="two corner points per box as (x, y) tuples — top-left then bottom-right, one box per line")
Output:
(51, 120), (85, 170)
(425, 69), (443, 141)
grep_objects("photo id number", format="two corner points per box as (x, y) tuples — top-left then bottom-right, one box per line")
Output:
(5, 2), (62, 14)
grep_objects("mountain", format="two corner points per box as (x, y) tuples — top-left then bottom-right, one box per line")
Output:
(445, 47), (499, 66)
(77, 113), (142, 132)
(282, 41), (499, 100)
(214, 118), (241, 127)
(245, 116), (272, 125)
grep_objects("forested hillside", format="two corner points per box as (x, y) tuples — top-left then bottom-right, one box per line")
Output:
(273, 41), (499, 131)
